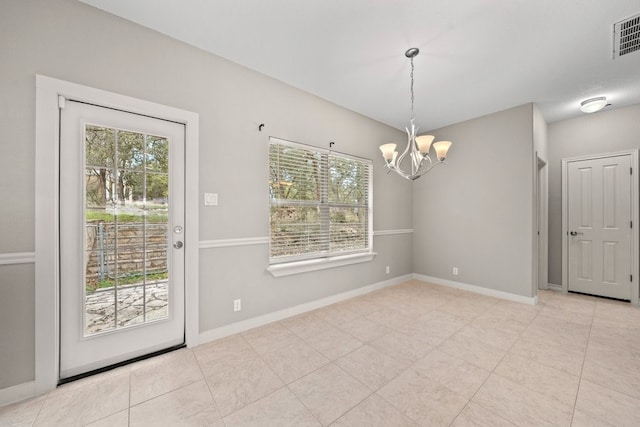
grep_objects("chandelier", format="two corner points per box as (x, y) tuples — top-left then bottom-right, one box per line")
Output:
(379, 48), (452, 181)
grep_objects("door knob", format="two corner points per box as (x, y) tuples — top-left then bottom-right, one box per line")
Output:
(570, 231), (583, 236)
(173, 241), (183, 249)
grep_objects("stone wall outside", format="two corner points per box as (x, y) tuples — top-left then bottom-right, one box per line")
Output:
(85, 220), (168, 288)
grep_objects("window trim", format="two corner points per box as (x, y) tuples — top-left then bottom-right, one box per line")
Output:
(266, 252), (376, 277)
(268, 137), (373, 270)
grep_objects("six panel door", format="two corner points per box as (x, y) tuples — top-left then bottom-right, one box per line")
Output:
(567, 155), (632, 300)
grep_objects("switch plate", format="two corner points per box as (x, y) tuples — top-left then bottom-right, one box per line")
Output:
(453, 267), (459, 275)
(233, 299), (241, 312)
(386, 265), (390, 274)
(204, 193), (218, 206)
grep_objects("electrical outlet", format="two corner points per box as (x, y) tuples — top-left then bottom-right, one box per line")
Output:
(386, 265), (390, 274)
(453, 267), (459, 275)
(233, 299), (241, 312)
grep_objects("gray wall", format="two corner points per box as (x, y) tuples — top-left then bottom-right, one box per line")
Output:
(0, 265), (35, 389)
(413, 104), (535, 297)
(533, 104), (549, 161)
(547, 103), (640, 285)
(0, 0), (411, 390)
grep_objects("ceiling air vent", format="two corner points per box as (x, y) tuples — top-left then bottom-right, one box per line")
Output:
(614, 13), (640, 58)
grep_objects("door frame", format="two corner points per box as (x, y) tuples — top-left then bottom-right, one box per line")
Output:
(561, 150), (639, 305)
(35, 75), (200, 395)
(536, 154), (548, 291)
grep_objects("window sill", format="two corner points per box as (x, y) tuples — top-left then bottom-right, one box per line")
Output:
(267, 252), (377, 277)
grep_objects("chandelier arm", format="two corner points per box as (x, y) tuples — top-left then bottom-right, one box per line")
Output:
(411, 148), (423, 175)
(411, 152), (421, 176)
(410, 159), (446, 180)
(391, 167), (413, 181)
(394, 125), (413, 169)
(412, 155), (426, 176)
(386, 156), (444, 181)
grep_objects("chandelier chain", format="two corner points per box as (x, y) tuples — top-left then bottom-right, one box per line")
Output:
(410, 57), (415, 122)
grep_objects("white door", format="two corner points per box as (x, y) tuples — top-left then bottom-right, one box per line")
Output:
(567, 154), (632, 300)
(59, 99), (185, 379)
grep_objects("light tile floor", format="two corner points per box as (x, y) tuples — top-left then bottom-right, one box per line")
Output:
(2, 280), (640, 426)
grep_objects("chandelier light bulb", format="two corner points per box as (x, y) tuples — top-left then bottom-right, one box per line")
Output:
(379, 143), (397, 162)
(415, 135), (435, 155)
(433, 141), (452, 161)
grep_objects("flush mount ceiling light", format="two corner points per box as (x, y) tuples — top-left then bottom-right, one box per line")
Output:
(580, 96), (608, 113)
(379, 48), (452, 181)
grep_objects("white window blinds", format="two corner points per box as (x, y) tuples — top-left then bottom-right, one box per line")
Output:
(269, 137), (372, 264)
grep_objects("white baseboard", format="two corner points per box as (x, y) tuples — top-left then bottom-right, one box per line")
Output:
(0, 381), (36, 407)
(413, 274), (538, 305)
(547, 283), (563, 291)
(198, 274), (413, 345)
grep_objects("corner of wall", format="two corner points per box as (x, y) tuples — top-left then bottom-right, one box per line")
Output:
(412, 103), (537, 298)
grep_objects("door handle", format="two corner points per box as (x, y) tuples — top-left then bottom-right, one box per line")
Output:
(569, 231), (584, 236)
(173, 241), (184, 249)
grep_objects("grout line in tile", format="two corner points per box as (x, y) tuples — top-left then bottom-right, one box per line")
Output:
(568, 297), (596, 426)
(27, 396), (46, 427)
(329, 389), (376, 426)
(194, 349), (225, 424)
(322, 363), (378, 425)
(443, 299), (539, 426)
(217, 385), (290, 424)
(449, 399), (514, 427)
(284, 384), (324, 426)
(372, 362), (465, 426)
(281, 360), (379, 425)
(127, 368), (131, 427)
(206, 356), (281, 417)
(128, 375), (203, 409)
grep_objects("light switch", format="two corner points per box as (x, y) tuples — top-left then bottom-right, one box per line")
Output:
(204, 193), (218, 206)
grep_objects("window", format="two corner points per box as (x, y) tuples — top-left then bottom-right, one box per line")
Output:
(269, 137), (372, 266)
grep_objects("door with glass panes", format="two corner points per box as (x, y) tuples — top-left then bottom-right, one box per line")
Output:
(59, 99), (185, 379)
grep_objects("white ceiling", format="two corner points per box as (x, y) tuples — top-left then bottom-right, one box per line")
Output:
(78, 0), (640, 131)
